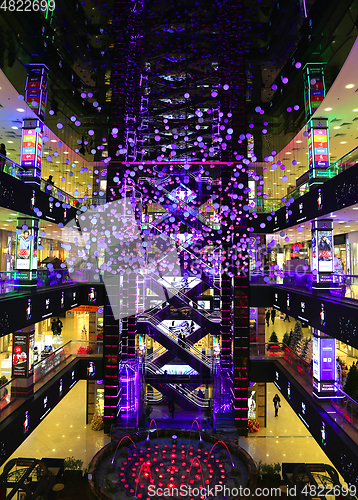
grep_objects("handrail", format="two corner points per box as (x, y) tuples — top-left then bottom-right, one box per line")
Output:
(149, 222), (221, 284)
(139, 313), (212, 368)
(139, 177), (218, 228)
(0, 152), (97, 209)
(0, 340), (103, 421)
(149, 270), (220, 323)
(254, 145), (358, 213)
(145, 360), (209, 407)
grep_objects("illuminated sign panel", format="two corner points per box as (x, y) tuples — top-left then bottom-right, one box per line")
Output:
(307, 118), (330, 183)
(25, 64), (48, 121)
(20, 119), (43, 183)
(304, 63), (326, 120)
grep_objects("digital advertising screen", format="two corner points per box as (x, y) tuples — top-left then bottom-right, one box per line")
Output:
(317, 230), (333, 272)
(319, 337), (336, 382)
(12, 332), (29, 378)
(16, 229), (32, 270)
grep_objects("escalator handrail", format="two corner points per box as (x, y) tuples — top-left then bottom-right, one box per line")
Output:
(140, 314), (212, 367)
(139, 177), (217, 229)
(149, 271), (220, 323)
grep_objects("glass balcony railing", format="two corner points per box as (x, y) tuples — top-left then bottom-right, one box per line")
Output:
(0, 153), (104, 209)
(0, 340), (103, 423)
(249, 270), (358, 300)
(0, 269), (103, 296)
(253, 145), (358, 213)
(250, 342), (358, 446)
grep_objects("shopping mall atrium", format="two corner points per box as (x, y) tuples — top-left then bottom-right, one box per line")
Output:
(1, 0), (358, 498)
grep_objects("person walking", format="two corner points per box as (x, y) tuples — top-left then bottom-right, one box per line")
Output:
(265, 309), (270, 327)
(271, 308), (276, 325)
(178, 332), (183, 347)
(56, 318), (63, 335)
(283, 313), (290, 322)
(51, 318), (58, 336)
(273, 394), (281, 417)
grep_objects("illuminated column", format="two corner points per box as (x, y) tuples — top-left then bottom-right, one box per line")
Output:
(303, 63), (326, 121)
(312, 329), (336, 399)
(103, 275), (120, 433)
(233, 277), (249, 436)
(20, 64), (48, 186)
(15, 218), (39, 284)
(24, 64), (49, 121)
(307, 118), (330, 190)
(11, 326), (35, 397)
(220, 274), (232, 368)
(311, 219), (334, 289)
(20, 118), (44, 186)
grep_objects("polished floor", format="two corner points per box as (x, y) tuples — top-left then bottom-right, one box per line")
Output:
(0, 380), (110, 474)
(240, 383), (339, 471)
(1, 380), (345, 485)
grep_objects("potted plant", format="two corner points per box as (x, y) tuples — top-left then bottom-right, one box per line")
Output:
(256, 461), (281, 486)
(63, 456), (83, 480)
(0, 376), (8, 387)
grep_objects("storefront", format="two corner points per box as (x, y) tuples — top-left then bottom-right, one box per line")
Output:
(334, 234), (346, 274)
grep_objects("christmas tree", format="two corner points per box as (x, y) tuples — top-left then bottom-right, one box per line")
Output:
(344, 363), (358, 401)
(304, 338), (313, 365)
(290, 321), (302, 353)
(282, 333), (290, 346)
(91, 398), (104, 431)
(300, 337), (310, 359)
(269, 331), (278, 343)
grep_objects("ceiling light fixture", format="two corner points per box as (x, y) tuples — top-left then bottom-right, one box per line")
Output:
(16, 108), (25, 112)
(346, 84), (355, 89)
(324, 107), (332, 111)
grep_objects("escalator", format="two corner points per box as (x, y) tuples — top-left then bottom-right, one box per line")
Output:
(145, 359), (210, 411)
(139, 314), (212, 376)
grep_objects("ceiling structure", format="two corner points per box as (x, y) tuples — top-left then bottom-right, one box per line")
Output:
(0, 0), (358, 210)
(262, 36), (358, 202)
(0, 70), (104, 199)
